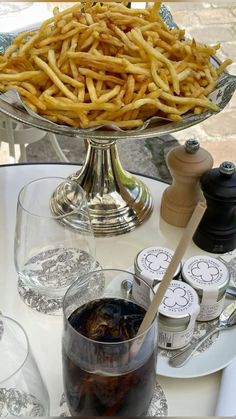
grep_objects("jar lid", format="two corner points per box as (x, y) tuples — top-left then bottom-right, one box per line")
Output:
(182, 255), (229, 292)
(134, 246), (181, 283)
(154, 280), (200, 326)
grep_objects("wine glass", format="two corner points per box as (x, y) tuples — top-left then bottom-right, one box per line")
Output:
(14, 176), (96, 315)
(0, 314), (49, 416)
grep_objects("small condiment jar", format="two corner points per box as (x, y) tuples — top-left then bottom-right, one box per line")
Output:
(193, 161), (236, 253)
(155, 280), (200, 350)
(132, 246), (182, 307)
(160, 138), (213, 227)
(134, 246), (181, 285)
(182, 255), (230, 321)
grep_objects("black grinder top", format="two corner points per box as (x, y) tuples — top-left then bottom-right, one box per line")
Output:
(201, 161), (236, 201)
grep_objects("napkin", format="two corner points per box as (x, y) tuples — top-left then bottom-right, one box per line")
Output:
(215, 359), (236, 416)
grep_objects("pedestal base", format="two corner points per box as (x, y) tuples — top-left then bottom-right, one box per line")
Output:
(51, 138), (153, 237)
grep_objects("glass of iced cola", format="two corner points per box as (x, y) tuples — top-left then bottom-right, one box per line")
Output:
(62, 269), (158, 417)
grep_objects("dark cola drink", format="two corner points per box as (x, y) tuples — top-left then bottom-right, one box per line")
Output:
(62, 298), (157, 417)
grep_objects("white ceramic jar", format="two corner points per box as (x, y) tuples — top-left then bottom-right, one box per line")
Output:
(182, 255), (230, 321)
(134, 246), (182, 285)
(155, 280), (200, 350)
(132, 246), (181, 303)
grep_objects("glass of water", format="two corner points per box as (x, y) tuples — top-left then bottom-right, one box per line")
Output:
(0, 314), (49, 416)
(14, 176), (96, 314)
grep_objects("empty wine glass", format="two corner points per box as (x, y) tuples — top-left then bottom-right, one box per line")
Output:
(14, 176), (96, 315)
(0, 314), (49, 416)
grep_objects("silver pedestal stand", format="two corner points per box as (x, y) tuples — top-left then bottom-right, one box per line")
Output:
(1, 1), (236, 236)
(0, 94), (231, 236)
(51, 137), (153, 236)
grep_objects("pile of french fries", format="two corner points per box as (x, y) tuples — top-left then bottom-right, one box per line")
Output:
(0, 1), (232, 129)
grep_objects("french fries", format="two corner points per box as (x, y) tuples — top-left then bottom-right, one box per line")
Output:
(0, 1), (232, 129)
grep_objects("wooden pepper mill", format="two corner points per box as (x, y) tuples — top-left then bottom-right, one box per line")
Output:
(160, 138), (213, 227)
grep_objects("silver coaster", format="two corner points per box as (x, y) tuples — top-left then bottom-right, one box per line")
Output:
(20, 248), (96, 288)
(59, 381), (168, 417)
(0, 388), (45, 416)
(159, 319), (218, 359)
(18, 260), (103, 316)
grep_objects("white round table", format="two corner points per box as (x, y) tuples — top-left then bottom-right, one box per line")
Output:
(0, 163), (223, 416)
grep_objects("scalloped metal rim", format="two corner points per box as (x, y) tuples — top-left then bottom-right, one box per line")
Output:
(0, 97), (213, 140)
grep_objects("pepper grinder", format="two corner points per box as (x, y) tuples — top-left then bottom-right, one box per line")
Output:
(193, 161), (236, 253)
(161, 138), (213, 227)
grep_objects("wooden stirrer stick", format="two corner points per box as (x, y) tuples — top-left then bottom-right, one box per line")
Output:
(137, 200), (207, 335)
